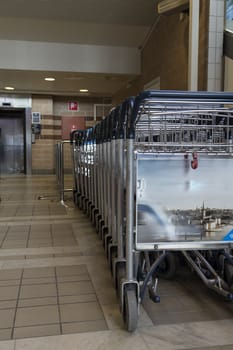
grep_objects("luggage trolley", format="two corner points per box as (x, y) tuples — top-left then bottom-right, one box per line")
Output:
(70, 129), (84, 206)
(122, 91), (233, 332)
(71, 130), (86, 209)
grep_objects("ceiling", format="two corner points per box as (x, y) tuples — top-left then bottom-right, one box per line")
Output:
(0, 0), (159, 98)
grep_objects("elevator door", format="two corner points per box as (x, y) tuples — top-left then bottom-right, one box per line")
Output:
(0, 115), (25, 174)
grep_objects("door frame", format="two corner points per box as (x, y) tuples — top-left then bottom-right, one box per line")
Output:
(0, 107), (32, 175)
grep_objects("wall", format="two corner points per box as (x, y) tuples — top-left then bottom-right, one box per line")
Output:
(207, 0), (225, 91)
(31, 95), (55, 174)
(112, 1), (209, 105)
(31, 95), (111, 174)
(224, 56), (233, 91)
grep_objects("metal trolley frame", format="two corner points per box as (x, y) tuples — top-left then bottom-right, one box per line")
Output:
(71, 90), (233, 332)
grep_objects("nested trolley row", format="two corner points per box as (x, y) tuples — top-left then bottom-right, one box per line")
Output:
(70, 91), (233, 332)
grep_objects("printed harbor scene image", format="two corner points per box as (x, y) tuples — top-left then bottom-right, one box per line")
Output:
(136, 153), (233, 243)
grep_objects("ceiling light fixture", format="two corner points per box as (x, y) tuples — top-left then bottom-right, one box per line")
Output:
(44, 77), (55, 81)
(79, 89), (88, 92)
(4, 86), (15, 90)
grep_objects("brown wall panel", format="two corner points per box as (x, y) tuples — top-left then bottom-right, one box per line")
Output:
(113, 2), (209, 105)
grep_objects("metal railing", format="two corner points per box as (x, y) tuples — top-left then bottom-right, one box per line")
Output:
(55, 140), (73, 205)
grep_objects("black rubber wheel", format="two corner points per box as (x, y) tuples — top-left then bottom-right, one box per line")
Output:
(124, 289), (138, 332)
(225, 262), (233, 288)
(156, 252), (177, 279)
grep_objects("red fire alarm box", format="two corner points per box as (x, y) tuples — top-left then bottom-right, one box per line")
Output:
(68, 101), (79, 111)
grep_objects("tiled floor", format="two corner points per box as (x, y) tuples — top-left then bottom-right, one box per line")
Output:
(0, 174), (233, 350)
(143, 269), (233, 326)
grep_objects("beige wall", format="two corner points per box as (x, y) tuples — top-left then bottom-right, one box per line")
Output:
(113, 2), (209, 105)
(224, 56), (233, 91)
(31, 94), (111, 173)
(31, 4), (210, 173)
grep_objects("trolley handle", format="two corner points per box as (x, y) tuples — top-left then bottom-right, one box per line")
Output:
(116, 97), (135, 140)
(70, 129), (81, 145)
(128, 90), (233, 139)
(110, 106), (121, 140)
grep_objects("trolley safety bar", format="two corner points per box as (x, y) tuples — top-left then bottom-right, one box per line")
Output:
(56, 140), (73, 204)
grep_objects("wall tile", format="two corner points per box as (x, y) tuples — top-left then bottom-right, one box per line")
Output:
(215, 79), (221, 91)
(207, 79), (216, 91)
(208, 31), (216, 48)
(215, 48), (222, 63)
(216, 16), (224, 33)
(208, 63), (216, 79)
(209, 0), (217, 16)
(216, 0), (224, 17)
(209, 16), (217, 31)
(208, 48), (216, 64)
(215, 63), (222, 79)
(216, 32), (223, 48)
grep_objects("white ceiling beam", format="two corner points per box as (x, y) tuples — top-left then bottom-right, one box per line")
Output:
(0, 40), (141, 75)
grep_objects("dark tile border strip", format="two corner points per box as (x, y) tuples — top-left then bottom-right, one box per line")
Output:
(11, 270), (24, 338)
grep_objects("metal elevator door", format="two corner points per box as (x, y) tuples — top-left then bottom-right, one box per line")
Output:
(0, 115), (25, 174)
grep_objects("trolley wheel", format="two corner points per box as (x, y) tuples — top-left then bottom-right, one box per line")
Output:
(225, 262), (233, 288)
(156, 252), (177, 279)
(124, 289), (138, 332)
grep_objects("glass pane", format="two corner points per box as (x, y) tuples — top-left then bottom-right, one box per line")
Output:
(226, 0), (233, 32)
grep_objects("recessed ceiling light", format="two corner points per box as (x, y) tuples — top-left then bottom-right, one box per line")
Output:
(79, 89), (88, 92)
(44, 77), (55, 81)
(4, 86), (15, 90)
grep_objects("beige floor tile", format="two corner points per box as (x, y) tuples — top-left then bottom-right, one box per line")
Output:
(54, 252), (82, 258)
(59, 293), (97, 304)
(25, 255), (54, 259)
(62, 319), (108, 334)
(20, 284), (57, 299)
(27, 241), (53, 248)
(0, 269), (22, 280)
(0, 340), (15, 350)
(96, 289), (119, 306)
(29, 233), (51, 238)
(56, 274), (89, 283)
(6, 235), (29, 241)
(23, 267), (55, 279)
(56, 265), (87, 277)
(0, 256), (25, 261)
(60, 302), (104, 323)
(2, 242), (27, 249)
(0, 308), (15, 328)
(53, 240), (77, 247)
(15, 305), (59, 327)
(0, 329), (12, 341)
(14, 330), (148, 350)
(18, 296), (57, 308)
(13, 324), (60, 339)
(30, 227), (51, 233)
(0, 279), (21, 287)
(0, 300), (17, 309)
(58, 281), (94, 296)
(22, 277), (56, 285)
(101, 304), (124, 330)
(0, 285), (19, 301)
